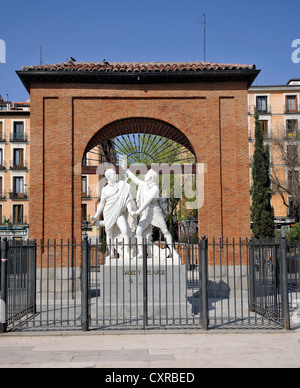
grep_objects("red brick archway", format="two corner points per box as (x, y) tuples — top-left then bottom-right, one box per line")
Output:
(84, 117), (196, 157)
(17, 60), (259, 243)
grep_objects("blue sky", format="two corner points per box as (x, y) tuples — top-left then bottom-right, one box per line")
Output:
(0, 0), (300, 101)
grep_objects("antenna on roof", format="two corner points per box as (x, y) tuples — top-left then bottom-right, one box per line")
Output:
(39, 43), (47, 65)
(202, 13), (206, 62)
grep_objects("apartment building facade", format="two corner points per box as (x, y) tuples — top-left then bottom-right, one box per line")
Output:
(0, 96), (30, 240)
(248, 79), (300, 229)
(0, 95), (113, 242)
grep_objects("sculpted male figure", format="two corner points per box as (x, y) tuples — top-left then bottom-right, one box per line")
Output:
(123, 162), (179, 260)
(91, 168), (135, 260)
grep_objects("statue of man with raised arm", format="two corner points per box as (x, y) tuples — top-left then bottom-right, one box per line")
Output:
(121, 160), (179, 260)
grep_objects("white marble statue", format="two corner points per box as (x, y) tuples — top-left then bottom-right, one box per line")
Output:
(122, 161), (179, 260)
(91, 168), (136, 260)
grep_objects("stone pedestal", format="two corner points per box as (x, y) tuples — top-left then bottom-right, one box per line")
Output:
(98, 258), (192, 320)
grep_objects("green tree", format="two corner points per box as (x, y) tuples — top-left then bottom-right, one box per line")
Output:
(287, 223), (300, 244)
(251, 108), (275, 239)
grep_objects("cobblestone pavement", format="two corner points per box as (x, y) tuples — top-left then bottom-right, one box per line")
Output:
(0, 329), (299, 368)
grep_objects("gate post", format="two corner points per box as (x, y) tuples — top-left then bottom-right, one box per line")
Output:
(142, 239), (148, 329)
(280, 236), (290, 330)
(248, 239), (255, 312)
(0, 237), (8, 333)
(200, 235), (209, 330)
(29, 239), (37, 315)
(81, 235), (89, 331)
(273, 242), (279, 317)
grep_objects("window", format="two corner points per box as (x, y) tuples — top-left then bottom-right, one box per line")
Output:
(256, 96), (268, 113)
(0, 176), (2, 197)
(12, 122), (25, 141)
(82, 204), (87, 222)
(13, 176), (24, 196)
(0, 205), (2, 224)
(287, 145), (299, 165)
(82, 176), (88, 197)
(13, 148), (24, 168)
(259, 120), (269, 138)
(13, 205), (23, 224)
(286, 119), (298, 137)
(286, 95), (298, 113)
(288, 170), (300, 192)
(0, 149), (3, 168)
(82, 154), (88, 166)
(0, 121), (3, 140)
(288, 197), (300, 217)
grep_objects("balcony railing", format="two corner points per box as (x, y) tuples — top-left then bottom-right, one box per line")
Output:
(9, 192), (28, 200)
(2, 216), (29, 226)
(10, 133), (27, 142)
(257, 105), (271, 115)
(10, 160), (28, 170)
(286, 130), (300, 139)
(82, 191), (91, 199)
(248, 105), (271, 115)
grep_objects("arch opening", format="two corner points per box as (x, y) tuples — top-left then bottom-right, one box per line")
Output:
(81, 117), (198, 244)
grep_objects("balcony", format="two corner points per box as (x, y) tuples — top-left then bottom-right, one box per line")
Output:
(248, 105), (271, 115)
(82, 191), (91, 199)
(1, 216), (29, 226)
(286, 130), (300, 139)
(9, 192), (28, 200)
(10, 160), (28, 170)
(10, 133), (27, 142)
(257, 105), (271, 115)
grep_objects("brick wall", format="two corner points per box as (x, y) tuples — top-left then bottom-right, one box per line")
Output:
(29, 81), (251, 244)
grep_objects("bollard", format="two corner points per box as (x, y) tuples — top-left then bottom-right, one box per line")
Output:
(248, 239), (255, 312)
(200, 235), (209, 330)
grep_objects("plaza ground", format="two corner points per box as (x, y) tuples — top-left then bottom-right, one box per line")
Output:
(0, 328), (299, 368)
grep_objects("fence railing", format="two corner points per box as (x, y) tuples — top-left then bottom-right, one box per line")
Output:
(0, 236), (299, 332)
(0, 238), (36, 332)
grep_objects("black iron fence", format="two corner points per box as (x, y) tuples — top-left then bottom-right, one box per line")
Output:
(0, 238), (36, 332)
(0, 236), (299, 332)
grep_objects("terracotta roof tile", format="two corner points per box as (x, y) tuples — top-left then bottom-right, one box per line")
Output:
(21, 61), (256, 73)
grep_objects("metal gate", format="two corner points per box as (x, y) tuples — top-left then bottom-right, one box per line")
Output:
(0, 238), (36, 333)
(83, 236), (209, 331)
(249, 237), (299, 330)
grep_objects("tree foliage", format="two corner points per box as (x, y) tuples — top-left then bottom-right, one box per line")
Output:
(287, 223), (300, 244)
(251, 108), (275, 239)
